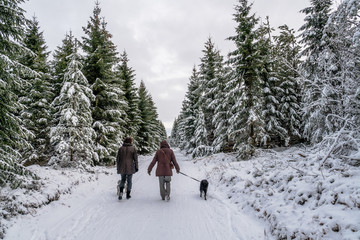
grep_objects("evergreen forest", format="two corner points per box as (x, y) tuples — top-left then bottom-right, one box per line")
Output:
(1, 0), (359, 190)
(0, 0), (166, 188)
(171, 0), (360, 164)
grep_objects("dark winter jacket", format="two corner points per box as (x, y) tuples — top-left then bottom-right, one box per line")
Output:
(116, 143), (138, 175)
(148, 140), (180, 176)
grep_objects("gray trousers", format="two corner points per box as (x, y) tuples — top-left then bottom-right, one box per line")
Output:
(158, 176), (171, 200)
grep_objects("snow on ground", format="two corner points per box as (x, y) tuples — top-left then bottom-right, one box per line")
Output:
(3, 146), (359, 240)
(3, 150), (267, 240)
(191, 147), (360, 240)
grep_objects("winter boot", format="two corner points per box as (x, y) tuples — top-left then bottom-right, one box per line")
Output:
(126, 191), (131, 199)
(118, 187), (124, 200)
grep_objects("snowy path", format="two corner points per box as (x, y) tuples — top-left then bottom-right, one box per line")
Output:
(5, 150), (266, 240)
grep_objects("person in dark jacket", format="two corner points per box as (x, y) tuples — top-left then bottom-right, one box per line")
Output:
(116, 137), (138, 200)
(147, 140), (180, 201)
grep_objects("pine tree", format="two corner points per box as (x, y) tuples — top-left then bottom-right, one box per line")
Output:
(0, 0), (37, 187)
(136, 81), (162, 154)
(299, 0), (333, 61)
(170, 117), (179, 146)
(258, 17), (288, 147)
(173, 114), (187, 149)
(299, 0), (333, 143)
(52, 31), (76, 97)
(82, 1), (127, 164)
(273, 25), (302, 145)
(19, 15), (54, 165)
(82, 1), (118, 85)
(158, 120), (167, 141)
(192, 107), (211, 157)
(91, 76), (127, 164)
(226, 0), (265, 158)
(147, 95), (164, 151)
(179, 66), (201, 154)
(115, 51), (140, 139)
(198, 37), (218, 147)
(50, 44), (97, 168)
(137, 81), (152, 154)
(313, 0), (360, 159)
(211, 57), (233, 153)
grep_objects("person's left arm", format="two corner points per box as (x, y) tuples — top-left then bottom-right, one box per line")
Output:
(133, 147), (139, 172)
(171, 150), (180, 173)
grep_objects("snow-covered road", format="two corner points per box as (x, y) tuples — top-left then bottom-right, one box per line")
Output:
(5, 150), (266, 240)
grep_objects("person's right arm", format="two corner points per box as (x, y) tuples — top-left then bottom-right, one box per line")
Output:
(147, 151), (158, 175)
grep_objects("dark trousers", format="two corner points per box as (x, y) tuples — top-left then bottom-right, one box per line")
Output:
(120, 174), (133, 192)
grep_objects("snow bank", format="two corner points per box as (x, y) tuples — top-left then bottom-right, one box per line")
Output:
(2, 147), (359, 239)
(0, 165), (108, 239)
(190, 147), (360, 239)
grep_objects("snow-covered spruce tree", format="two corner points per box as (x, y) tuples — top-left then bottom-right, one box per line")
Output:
(91, 77), (126, 165)
(314, 0), (360, 162)
(226, 0), (266, 159)
(115, 51), (141, 140)
(50, 44), (97, 168)
(272, 25), (302, 146)
(208, 49), (232, 153)
(174, 108), (186, 151)
(136, 81), (152, 154)
(169, 117), (179, 146)
(82, 1), (127, 164)
(136, 81), (164, 154)
(195, 37), (232, 155)
(18, 15), (54, 165)
(158, 120), (167, 141)
(52, 31), (76, 98)
(257, 17), (287, 147)
(170, 115), (181, 148)
(211, 61), (234, 152)
(0, 0), (38, 188)
(147, 94), (164, 151)
(192, 107), (211, 157)
(178, 66), (201, 154)
(299, 0), (333, 143)
(174, 113), (187, 149)
(82, 1), (118, 86)
(197, 37), (218, 149)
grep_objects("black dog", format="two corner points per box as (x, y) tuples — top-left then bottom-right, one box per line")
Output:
(200, 179), (209, 200)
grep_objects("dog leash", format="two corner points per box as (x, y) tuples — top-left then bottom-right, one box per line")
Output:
(179, 171), (201, 182)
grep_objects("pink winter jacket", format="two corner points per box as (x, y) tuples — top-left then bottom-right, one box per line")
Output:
(148, 141), (180, 176)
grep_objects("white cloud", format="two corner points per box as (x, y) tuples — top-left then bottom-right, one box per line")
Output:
(170, 84), (186, 92)
(149, 47), (177, 76)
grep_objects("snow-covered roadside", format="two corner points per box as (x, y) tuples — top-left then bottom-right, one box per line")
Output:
(3, 152), (267, 240)
(0, 166), (104, 239)
(3, 146), (358, 239)
(191, 147), (360, 239)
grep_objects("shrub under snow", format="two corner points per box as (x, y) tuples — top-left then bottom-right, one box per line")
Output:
(192, 146), (360, 239)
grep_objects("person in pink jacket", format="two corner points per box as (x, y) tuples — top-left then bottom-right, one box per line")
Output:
(148, 140), (180, 201)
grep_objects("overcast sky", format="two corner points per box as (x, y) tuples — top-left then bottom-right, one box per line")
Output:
(22, 0), (310, 134)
